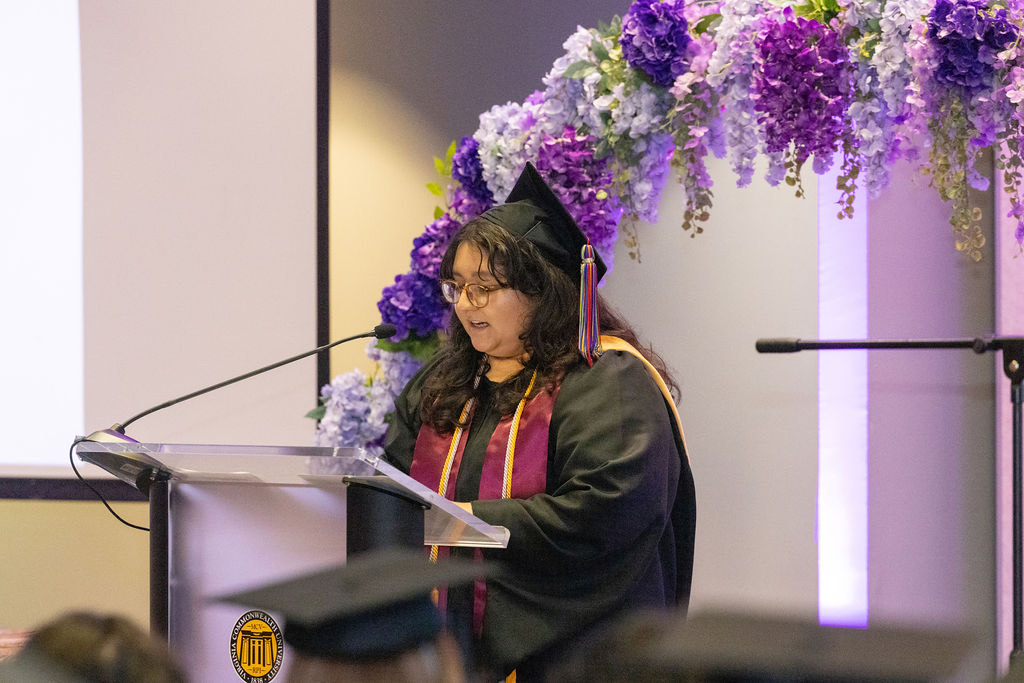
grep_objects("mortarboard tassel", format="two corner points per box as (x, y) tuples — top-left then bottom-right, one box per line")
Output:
(578, 243), (601, 366)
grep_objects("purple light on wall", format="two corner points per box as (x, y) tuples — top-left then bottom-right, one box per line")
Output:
(817, 168), (868, 627)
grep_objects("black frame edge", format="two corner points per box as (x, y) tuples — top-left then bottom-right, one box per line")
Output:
(316, 0), (331, 394)
(0, 478), (147, 502)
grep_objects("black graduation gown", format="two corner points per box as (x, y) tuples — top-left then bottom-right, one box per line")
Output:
(384, 349), (696, 677)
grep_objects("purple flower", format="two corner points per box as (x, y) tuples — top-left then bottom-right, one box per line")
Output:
(450, 136), (494, 208)
(313, 369), (371, 448)
(449, 185), (493, 222)
(985, 10), (1017, 50)
(314, 341), (426, 454)
(928, 0), (1018, 92)
(623, 132), (675, 224)
(620, 0), (692, 87)
(752, 10), (853, 169)
(410, 213), (462, 280)
(535, 126), (623, 271)
(377, 271), (450, 341)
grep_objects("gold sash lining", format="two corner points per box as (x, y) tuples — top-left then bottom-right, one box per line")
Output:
(599, 335), (690, 462)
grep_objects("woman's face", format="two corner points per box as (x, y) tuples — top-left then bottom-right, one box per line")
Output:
(450, 242), (534, 362)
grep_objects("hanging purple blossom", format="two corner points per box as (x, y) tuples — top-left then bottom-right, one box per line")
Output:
(752, 9), (853, 169)
(927, 0), (1018, 93)
(535, 126), (623, 272)
(450, 136), (494, 208)
(409, 213), (463, 280)
(377, 271), (450, 341)
(620, 0), (692, 87)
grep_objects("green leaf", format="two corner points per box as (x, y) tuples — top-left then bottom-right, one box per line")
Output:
(426, 182), (444, 196)
(305, 405), (326, 421)
(376, 332), (441, 363)
(691, 13), (721, 35)
(445, 139), (457, 162)
(434, 206), (445, 220)
(563, 60), (597, 80)
(591, 39), (610, 63)
(433, 156), (446, 175)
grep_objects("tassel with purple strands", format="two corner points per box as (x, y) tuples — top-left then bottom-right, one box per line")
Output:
(578, 243), (601, 366)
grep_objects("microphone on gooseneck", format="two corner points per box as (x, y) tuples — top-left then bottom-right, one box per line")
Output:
(754, 338), (804, 353)
(82, 323), (398, 443)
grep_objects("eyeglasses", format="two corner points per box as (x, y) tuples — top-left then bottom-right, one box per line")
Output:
(439, 279), (503, 307)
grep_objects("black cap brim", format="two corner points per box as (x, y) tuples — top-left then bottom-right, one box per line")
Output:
(214, 548), (491, 660)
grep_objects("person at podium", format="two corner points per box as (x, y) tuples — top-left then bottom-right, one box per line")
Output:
(384, 162), (696, 680)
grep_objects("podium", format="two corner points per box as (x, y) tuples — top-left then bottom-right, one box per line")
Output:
(74, 441), (509, 682)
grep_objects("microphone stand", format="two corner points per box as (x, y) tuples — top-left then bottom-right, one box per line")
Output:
(756, 335), (1024, 672)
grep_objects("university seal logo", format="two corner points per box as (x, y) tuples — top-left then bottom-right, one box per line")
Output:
(229, 610), (283, 682)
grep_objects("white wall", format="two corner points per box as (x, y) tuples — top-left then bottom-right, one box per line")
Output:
(0, 3), (83, 475)
(80, 1), (317, 448)
(604, 168), (821, 616)
(0, 1), (316, 632)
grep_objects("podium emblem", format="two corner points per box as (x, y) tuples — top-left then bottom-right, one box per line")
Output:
(229, 610), (283, 682)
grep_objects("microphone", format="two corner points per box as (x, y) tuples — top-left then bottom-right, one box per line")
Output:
(83, 323), (397, 442)
(755, 338), (803, 353)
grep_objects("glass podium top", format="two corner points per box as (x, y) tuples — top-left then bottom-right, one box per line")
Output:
(75, 441), (509, 549)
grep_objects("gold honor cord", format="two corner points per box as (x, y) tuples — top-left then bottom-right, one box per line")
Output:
(429, 369), (539, 562)
(502, 370), (538, 498)
(429, 395), (475, 563)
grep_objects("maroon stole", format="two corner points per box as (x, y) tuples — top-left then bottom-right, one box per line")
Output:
(409, 374), (559, 635)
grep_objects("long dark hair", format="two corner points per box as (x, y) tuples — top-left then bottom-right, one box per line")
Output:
(420, 218), (678, 434)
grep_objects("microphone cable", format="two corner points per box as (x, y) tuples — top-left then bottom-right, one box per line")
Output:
(69, 437), (149, 532)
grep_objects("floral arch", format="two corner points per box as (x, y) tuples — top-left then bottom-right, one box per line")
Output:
(311, 0), (1024, 449)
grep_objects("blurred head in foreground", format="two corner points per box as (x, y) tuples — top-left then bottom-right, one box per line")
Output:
(1, 612), (185, 683)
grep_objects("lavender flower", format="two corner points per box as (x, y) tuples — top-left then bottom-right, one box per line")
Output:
(843, 0), (927, 196)
(671, 52), (724, 234)
(473, 99), (545, 200)
(536, 126), (624, 271)
(706, 0), (763, 187)
(621, 132), (675, 224)
(314, 342), (425, 455)
(541, 27), (609, 137)
(361, 343), (424, 456)
(313, 369), (371, 448)
(620, 0), (692, 87)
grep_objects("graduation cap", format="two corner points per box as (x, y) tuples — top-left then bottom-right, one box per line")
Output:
(547, 610), (974, 682)
(216, 548), (490, 661)
(478, 162), (604, 365)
